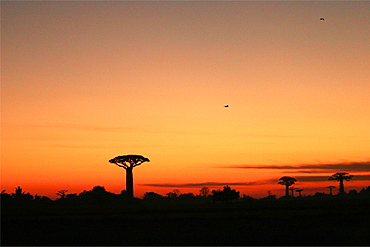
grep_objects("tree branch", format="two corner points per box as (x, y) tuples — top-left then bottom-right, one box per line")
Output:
(115, 163), (128, 169)
(134, 161), (144, 167)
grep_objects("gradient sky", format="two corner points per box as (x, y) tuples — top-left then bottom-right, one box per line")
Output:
(2, 1), (370, 199)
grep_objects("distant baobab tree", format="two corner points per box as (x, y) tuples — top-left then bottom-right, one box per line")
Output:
(289, 187), (297, 197)
(327, 186), (336, 196)
(278, 176), (297, 197)
(109, 154), (150, 198)
(296, 189), (303, 197)
(329, 172), (354, 195)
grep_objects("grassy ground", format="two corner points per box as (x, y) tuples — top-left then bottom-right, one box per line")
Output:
(2, 198), (370, 246)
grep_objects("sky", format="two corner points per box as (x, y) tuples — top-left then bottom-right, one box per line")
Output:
(1, 0), (370, 199)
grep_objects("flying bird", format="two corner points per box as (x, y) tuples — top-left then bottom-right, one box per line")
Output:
(224, 105), (229, 108)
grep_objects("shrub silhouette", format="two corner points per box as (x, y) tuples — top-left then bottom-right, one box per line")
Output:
(360, 186), (370, 196)
(11, 186), (33, 201)
(199, 187), (210, 197)
(212, 185), (240, 203)
(76, 186), (117, 206)
(166, 189), (180, 198)
(179, 193), (195, 198)
(348, 189), (358, 195)
(56, 190), (68, 199)
(1, 190), (12, 203)
(144, 192), (163, 199)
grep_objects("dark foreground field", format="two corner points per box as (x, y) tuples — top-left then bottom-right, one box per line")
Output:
(2, 197), (370, 246)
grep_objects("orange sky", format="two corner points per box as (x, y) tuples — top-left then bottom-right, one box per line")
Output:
(1, 1), (369, 199)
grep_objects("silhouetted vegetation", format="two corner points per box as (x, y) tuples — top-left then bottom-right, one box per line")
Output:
(278, 176), (297, 197)
(212, 185), (240, 203)
(143, 191), (163, 200)
(2, 185), (370, 245)
(327, 185), (336, 195)
(0, 171), (368, 245)
(295, 188), (303, 197)
(329, 172), (354, 194)
(199, 186), (211, 197)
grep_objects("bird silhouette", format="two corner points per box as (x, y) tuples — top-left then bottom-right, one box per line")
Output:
(224, 105), (229, 108)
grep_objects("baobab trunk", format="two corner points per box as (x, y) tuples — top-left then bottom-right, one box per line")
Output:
(285, 185), (289, 197)
(339, 179), (344, 194)
(126, 167), (134, 198)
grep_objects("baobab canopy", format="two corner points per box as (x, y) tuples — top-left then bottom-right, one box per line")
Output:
(329, 172), (353, 194)
(278, 176), (297, 197)
(109, 154), (150, 170)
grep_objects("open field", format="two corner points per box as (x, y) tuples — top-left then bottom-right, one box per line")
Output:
(2, 197), (370, 246)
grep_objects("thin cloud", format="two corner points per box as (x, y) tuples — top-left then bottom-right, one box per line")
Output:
(295, 174), (370, 182)
(139, 181), (268, 188)
(223, 161), (370, 173)
(266, 175), (370, 183)
(140, 174), (370, 189)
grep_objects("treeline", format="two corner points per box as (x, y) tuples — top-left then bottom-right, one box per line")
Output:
(2, 185), (370, 208)
(0, 185), (240, 206)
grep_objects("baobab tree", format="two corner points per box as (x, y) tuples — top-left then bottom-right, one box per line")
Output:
(278, 176), (297, 197)
(327, 186), (336, 196)
(109, 154), (150, 198)
(289, 187), (297, 197)
(296, 188), (303, 197)
(329, 172), (353, 195)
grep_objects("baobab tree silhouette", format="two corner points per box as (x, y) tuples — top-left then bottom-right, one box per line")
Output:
(327, 186), (336, 196)
(295, 188), (303, 197)
(289, 187), (297, 197)
(109, 154), (150, 198)
(278, 176), (297, 197)
(329, 172), (353, 195)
